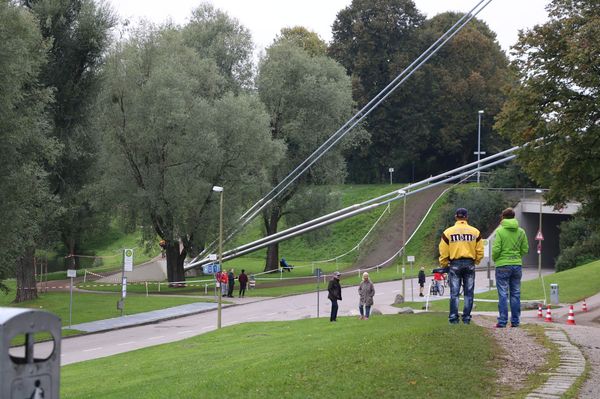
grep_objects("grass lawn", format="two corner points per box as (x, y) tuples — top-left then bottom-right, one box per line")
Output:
(402, 259), (600, 312)
(61, 314), (498, 399)
(1, 280), (213, 327)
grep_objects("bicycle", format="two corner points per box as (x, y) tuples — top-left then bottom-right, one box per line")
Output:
(429, 278), (444, 296)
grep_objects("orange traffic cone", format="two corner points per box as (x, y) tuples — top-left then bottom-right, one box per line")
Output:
(537, 304), (543, 318)
(566, 305), (576, 325)
(582, 299), (588, 312)
(545, 305), (553, 322)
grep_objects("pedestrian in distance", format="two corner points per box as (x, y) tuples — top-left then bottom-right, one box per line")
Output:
(238, 269), (248, 298)
(492, 207), (529, 328)
(358, 272), (375, 320)
(227, 268), (235, 298)
(439, 208), (484, 325)
(220, 269), (228, 297)
(328, 271), (342, 322)
(418, 267), (426, 297)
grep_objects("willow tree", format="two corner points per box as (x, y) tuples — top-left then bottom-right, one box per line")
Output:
(257, 38), (366, 271)
(0, 1), (59, 301)
(97, 25), (282, 283)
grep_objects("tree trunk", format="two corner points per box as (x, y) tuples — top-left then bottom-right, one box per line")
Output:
(14, 246), (38, 303)
(264, 207), (281, 272)
(165, 240), (186, 286)
(64, 236), (81, 269)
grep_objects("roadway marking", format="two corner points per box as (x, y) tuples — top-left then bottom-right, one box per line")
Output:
(375, 293), (384, 296)
(83, 347), (102, 352)
(392, 290), (401, 293)
(117, 341), (137, 346)
(266, 312), (277, 316)
(246, 315), (261, 320)
(148, 336), (165, 340)
(176, 330), (194, 335)
(200, 326), (211, 330)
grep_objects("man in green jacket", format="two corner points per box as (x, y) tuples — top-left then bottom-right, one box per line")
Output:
(492, 208), (529, 328)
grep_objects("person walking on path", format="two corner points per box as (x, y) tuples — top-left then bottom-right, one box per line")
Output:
(492, 207), (529, 328)
(227, 269), (235, 298)
(358, 272), (375, 320)
(439, 208), (484, 324)
(238, 269), (248, 298)
(327, 271), (342, 322)
(418, 267), (426, 297)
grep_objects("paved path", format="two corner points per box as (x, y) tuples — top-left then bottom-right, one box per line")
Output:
(38, 267), (547, 365)
(523, 294), (600, 399)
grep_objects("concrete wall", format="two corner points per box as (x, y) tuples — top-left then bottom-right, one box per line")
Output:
(513, 204), (571, 269)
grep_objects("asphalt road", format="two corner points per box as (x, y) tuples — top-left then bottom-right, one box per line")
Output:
(39, 267), (548, 365)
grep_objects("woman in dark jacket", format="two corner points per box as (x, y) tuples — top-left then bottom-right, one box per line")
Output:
(328, 272), (342, 322)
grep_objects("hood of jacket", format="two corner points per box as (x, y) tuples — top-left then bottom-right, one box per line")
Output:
(500, 218), (519, 230)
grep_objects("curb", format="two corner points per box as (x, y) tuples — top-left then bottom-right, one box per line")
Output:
(526, 327), (586, 398)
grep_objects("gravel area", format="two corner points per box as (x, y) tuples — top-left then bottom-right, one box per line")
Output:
(473, 316), (549, 395)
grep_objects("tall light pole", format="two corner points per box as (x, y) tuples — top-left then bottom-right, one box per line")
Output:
(399, 189), (407, 298)
(212, 185), (224, 329)
(475, 110), (485, 183)
(535, 189), (543, 280)
(388, 167), (394, 185)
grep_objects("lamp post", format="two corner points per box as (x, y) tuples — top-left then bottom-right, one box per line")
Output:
(475, 110), (485, 183)
(535, 189), (543, 280)
(399, 189), (407, 298)
(212, 185), (224, 329)
(388, 167), (394, 185)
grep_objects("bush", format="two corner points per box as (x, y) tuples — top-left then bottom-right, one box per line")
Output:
(555, 214), (600, 271)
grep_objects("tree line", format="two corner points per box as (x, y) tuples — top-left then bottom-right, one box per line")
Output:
(1, 0), (597, 301)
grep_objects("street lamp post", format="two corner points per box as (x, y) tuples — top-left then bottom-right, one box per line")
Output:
(399, 189), (407, 298)
(388, 167), (394, 185)
(474, 110), (486, 183)
(535, 189), (543, 280)
(212, 185), (224, 329)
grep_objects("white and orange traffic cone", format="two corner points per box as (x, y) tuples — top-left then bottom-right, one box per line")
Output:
(537, 304), (543, 318)
(545, 305), (553, 322)
(566, 305), (576, 325)
(582, 299), (588, 312)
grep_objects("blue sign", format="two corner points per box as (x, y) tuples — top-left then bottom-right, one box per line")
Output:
(202, 263), (221, 275)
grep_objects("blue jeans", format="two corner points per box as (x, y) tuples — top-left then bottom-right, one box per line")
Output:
(330, 299), (338, 321)
(448, 259), (476, 324)
(495, 266), (522, 326)
(359, 304), (371, 318)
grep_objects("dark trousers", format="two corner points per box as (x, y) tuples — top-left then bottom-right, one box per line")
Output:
(239, 283), (247, 298)
(227, 282), (234, 297)
(330, 299), (338, 321)
(448, 259), (476, 324)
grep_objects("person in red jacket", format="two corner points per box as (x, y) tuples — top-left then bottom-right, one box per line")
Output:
(220, 269), (228, 297)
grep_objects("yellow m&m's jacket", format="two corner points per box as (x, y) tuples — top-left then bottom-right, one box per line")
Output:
(439, 220), (484, 267)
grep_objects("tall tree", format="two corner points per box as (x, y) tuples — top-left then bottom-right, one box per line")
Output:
(495, 0), (600, 215)
(276, 26), (328, 56)
(329, 0), (425, 182)
(97, 25), (282, 283)
(329, 1), (511, 182)
(22, 0), (116, 268)
(183, 3), (254, 92)
(0, 1), (59, 301)
(257, 39), (366, 271)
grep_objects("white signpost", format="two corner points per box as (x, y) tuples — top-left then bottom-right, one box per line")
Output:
(124, 248), (134, 272)
(119, 249), (134, 315)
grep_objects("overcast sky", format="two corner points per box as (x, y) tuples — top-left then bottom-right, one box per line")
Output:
(107, 0), (549, 55)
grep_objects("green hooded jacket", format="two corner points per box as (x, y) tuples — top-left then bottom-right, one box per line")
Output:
(492, 218), (529, 267)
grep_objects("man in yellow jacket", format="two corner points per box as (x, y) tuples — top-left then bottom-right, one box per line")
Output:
(439, 208), (484, 324)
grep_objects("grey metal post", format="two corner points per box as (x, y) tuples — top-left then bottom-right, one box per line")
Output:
(537, 189), (543, 279)
(402, 190), (407, 298)
(69, 276), (73, 328)
(476, 110), (484, 183)
(214, 186), (224, 329)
